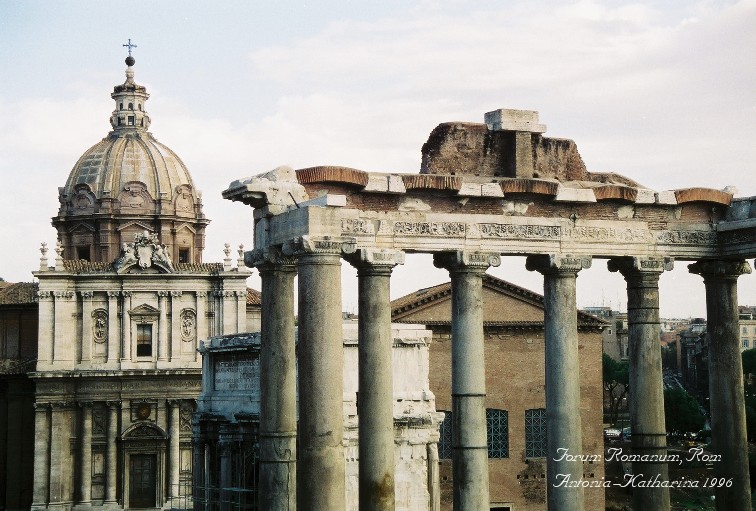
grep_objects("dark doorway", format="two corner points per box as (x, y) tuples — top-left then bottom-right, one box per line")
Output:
(129, 454), (157, 508)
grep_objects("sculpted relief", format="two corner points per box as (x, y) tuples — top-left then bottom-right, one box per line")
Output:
(114, 231), (174, 273)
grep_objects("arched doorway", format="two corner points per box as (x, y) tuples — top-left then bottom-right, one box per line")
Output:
(121, 422), (167, 508)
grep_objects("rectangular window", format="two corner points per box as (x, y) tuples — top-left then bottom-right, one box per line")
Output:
(743, 339), (749, 348)
(77, 246), (90, 261)
(438, 411), (452, 459)
(136, 324), (153, 357)
(178, 249), (189, 264)
(127, 115), (135, 126)
(525, 408), (547, 458)
(487, 409), (509, 458)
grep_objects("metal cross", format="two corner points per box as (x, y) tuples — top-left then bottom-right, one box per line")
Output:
(123, 39), (137, 56)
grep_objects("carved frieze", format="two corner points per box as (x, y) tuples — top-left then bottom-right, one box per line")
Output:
(341, 219), (374, 235)
(393, 221), (466, 237)
(282, 235), (357, 257)
(479, 223), (560, 239)
(92, 407), (106, 435)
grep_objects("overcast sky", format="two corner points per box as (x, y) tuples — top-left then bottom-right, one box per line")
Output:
(1, 0), (754, 317)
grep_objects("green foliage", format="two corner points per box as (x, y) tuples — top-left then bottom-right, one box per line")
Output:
(603, 353), (629, 424)
(664, 388), (705, 435)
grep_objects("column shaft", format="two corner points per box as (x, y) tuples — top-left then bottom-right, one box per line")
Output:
(79, 403), (92, 504)
(258, 260), (297, 511)
(32, 404), (50, 508)
(609, 257), (671, 510)
(527, 255), (590, 511)
(434, 251), (499, 511)
(690, 260), (752, 511)
(450, 269), (489, 509)
(297, 251), (345, 510)
(357, 260), (398, 511)
(105, 402), (118, 503)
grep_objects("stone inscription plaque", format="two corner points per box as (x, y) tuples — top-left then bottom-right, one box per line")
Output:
(213, 354), (259, 392)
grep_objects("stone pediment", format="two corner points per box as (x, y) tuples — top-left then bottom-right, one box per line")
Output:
(114, 231), (174, 274)
(122, 422), (166, 440)
(129, 303), (160, 317)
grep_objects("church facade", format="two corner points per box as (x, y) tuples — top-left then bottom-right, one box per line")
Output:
(26, 55), (250, 510)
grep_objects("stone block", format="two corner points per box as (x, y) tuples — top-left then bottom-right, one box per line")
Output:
(656, 191), (678, 205)
(484, 109), (547, 133)
(554, 186), (597, 203)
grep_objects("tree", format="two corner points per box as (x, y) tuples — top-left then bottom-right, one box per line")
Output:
(603, 353), (629, 425)
(664, 388), (705, 436)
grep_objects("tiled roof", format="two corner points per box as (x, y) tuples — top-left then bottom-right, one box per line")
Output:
(246, 288), (261, 306)
(0, 282), (39, 305)
(391, 273), (607, 327)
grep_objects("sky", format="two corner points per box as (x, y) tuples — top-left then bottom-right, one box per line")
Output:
(0, 0), (755, 317)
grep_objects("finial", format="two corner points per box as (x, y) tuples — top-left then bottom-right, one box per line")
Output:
(237, 244), (248, 271)
(39, 242), (49, 272)
(54, 241), (64, 270)
(123, 39), (137, 67)
(223, 243), (232, 271)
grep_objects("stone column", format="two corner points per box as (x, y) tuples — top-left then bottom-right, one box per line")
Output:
(158, 291), (169, 361)
(169, 399), (181, 500)
(107, 291), (120, 364)
(609, 257), (672, 511)
(32, 402), (50, 509)
(433, 251), (501, 510)
(255, 249), (298, 511)
(526, 254), (591, 511)
(105, 401), (119, 504)
(348, 248), (405, 511)
(689, 260), (752, 511)
(286, 235), (355, 511)
(79, 402), (93, 504)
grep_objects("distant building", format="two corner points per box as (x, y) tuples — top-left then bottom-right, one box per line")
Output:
(738, 306), (756, 351)
(582, 307), (627, 361)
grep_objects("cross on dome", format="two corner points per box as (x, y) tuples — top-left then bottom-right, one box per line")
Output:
(123, 38), (137, 57)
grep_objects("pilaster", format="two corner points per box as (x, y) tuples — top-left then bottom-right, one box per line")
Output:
(107, 291), (120, 365)
(32, 402), (51, 509)
(78, 401), (93, 505)
(104, 401), (119, 504)
(158, 291), (169, 361)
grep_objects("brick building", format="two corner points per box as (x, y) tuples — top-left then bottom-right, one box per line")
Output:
(391, 274), (607, 511)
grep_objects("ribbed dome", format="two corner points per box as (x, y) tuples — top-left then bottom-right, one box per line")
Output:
(63, 133), (195, 203)
(52, 56), (209, 266)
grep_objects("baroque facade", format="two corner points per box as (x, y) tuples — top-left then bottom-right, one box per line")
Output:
(26, 55), (250, 510)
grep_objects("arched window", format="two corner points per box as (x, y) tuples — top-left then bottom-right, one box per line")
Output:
(128, 102), (134, 110)
(119, 102), (123, 110)
(487, 409), (509, 458)
(138, 104), (142, 111)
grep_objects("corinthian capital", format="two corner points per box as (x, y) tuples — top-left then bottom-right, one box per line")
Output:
(608, 256), (674, 276)
(688, 259), (751, 280)
(345, 248), (405, 272)
(433, 251), (501, 273)
(526, 254), (592, 275)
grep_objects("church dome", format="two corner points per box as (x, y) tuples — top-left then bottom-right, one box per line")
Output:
(53, 54), (209, 265)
